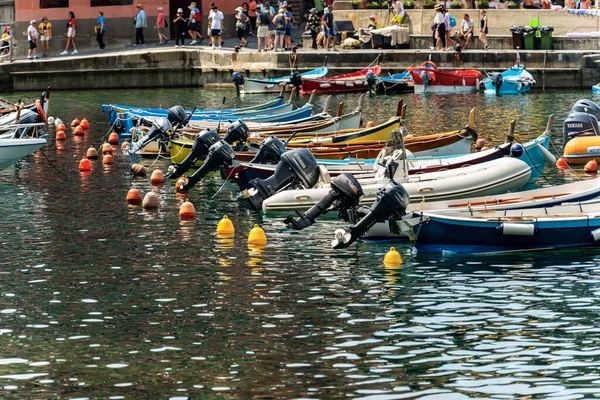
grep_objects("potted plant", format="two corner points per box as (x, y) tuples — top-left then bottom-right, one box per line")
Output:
(507, 0), (518, 7)
(367, 1), (379, 8)
(423, 0), (436, 8)
(351, 0), (359, 8)
(477, 0), (489, 7)
(403, 0), (416, 8)
(380, 0), (389, 8)
(450, 0), (463, 8)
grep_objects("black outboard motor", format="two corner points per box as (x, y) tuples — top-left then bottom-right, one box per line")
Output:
(249, 136), (286, 164)
(244, 148), (320, 211)
(563, 112), (600, 147)
(366, 70), (377, 95)
(570, 99), (600, 119)
(232, 72), (244, 95)
(222, 120), (250, 150)
(284, 173), (363, 230)
(492, 72), (503, 95)
(332, 182), (410, 249)
(289, 71), (303, 92)
(166, 129), (220, 178)
(129, 105), (188, 155)
(180, 140), (236, 191)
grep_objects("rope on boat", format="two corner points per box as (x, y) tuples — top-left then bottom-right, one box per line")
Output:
(514, 136), (556, 186)
(547, 138), (582, 181)
(211, 167), (237, 199)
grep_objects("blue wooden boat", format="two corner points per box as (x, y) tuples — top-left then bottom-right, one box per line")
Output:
(483, 64), (535, 95)
(242, 67), (328, 94)
(409, 199), (600, 254)
(376, 72), (413, 94)
(592, 84), (600, 93)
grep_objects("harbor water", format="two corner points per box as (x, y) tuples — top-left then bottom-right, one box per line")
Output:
(3, 88), (600, 399)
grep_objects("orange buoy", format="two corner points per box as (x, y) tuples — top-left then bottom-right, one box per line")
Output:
(101, 142), (113, 155)
(121, 141), (130, 151)
(480, 146), (489, 152)
(108, 132), (119, 145)
(142, 192), (159, 209)
(556, 157), (568, 169)
(79, 118), (89, 130)
(55, 130), (66, 141)
(175, 176), (188, 192)
(79, 156), (91, 172)
(365, 120), (375, 128)
(126, 188), (142, 204)
(179, 201), (196, 220)
(86, 147), (99, 159)
(585, 159), (598, 173)
(476, 138), (486, 149)
(150, 169), (165, 185)
(102, 153), (114, 165)
(71, 118), (80, 127)
(73, 126), (85, 136)
(57, 123), (66, 132)
(131, 163), (147, 176)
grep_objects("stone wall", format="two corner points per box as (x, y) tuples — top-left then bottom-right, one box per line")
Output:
(0, 0), (14, 24)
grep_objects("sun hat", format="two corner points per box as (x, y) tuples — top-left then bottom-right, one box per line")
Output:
(177, 7), (184, 12)
(310, 8), (317, 12)
(30, 20), (36, 24)
(158, 6), (163, 11)
(369, 15), (375, 19)
(188, 2), (197, 10)
(4, 26), (9, 32)
(136, 3), (143, 8)
(235, 6), (244, 11)
(278, 8), (284, 13)
(434, 4), (443, 10)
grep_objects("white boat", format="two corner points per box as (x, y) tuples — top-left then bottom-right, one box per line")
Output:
(241, 67), (329, 94)
(0, 138), (47, 171)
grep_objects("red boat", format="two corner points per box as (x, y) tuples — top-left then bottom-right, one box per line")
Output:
(301, 66), (382, 94)
(409, 61), (482, 94)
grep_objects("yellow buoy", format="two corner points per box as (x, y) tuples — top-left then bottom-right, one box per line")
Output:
(216, 215), (235, 236)
(248, 224), (266, 246)
(383, 247), (402, 267)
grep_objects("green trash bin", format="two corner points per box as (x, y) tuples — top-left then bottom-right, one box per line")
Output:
(539, 26), (554, 50)
(522, 26), (537, 50)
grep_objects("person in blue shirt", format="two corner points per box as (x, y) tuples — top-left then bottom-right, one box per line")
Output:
(134, 3), (147, 45)
(96, 11), (106, 50)
(283, 4), (293, 50)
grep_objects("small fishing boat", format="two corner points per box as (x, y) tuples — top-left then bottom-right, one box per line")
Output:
(483, 61), (535, 95)
(240, 67), (328, 94)
(0, 138), (47, 171)
(405, 200), (600, 254)
(592, 84), (600, 93)
(301, 66), (382, 94)
(562, 99), (600, 164)
(409, 61), (482, 94)
(376, 72), (413, 94)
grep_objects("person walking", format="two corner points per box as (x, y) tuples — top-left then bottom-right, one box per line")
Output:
(273, 9), (286, 51)
(38, 17), (52, 57)
(173, 8), (187, 47)
(95, 11), (106, 50)
(322, 6), (336, 51)
(27, 20), (38, 60)
(235, 6), (250, 47)
(432, 5), (446, 50)
(257, 6), (270, 51)
(479, 10), (488, 50)
(61, 11), (77, 55)
(209, 4), (224, 49)
(134, 4), (147, 46)
(443, 8), (455, 50)
(155, 6), (168, 45)
(306, 8), (320, 50)
(188, 2), (202, 45)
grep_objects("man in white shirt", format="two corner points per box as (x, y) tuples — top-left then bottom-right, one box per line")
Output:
(27, 20), (38, 60)
(209, 4), (224, 49)
(457, 13), (474, 49)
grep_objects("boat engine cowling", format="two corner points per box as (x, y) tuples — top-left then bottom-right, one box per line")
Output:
(128, 117), (172, 155)
(570, 99), (600, 119)
(366, 70), (377, 94)
(166, 129), (220, 178)
(492, 72), (503, 95)
(563, 112), (600, 147)
(232, 72), (244, 95)
(250, 136), (286, 164)
(223, 120), (250, 150)
(290, 71), (303, 91)
(332, 182), (410, 249)
(244, 148), (319, 211)
(181, 140), (236, 191)
(284, 173), (364, 230)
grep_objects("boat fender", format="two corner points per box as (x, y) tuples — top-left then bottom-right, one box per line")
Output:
(319, 83), (331, 89)
(497, 223), (536, 236)
(517, 83), (522, 91)
(346, 83), (355, 88)
(354, 80), (363, 85)
(462, 77), (466, 87)
(264, 84), (275, 89)
(335, 81), (345, 86)
(591, 228), (600, 241)
(509, 143), (524, 158)
(539, 143), (557, 165)
(476, 78), (480, 88)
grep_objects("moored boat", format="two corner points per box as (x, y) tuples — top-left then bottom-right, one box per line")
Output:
(483, 63), (535, 95)
(239, 67), (328, 94)
(301, 66), (381, 94)
(376, 72), (413, 94)
(0, 138), (47, 171)
(409, 61), (482, 95)
(562, 99), (600, 164)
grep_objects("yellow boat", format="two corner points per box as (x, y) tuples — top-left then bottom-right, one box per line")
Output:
(563, 136), (600, 164)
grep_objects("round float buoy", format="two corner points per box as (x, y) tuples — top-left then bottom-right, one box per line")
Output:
(131, 163), (147, 176)
(150, 169), (165, 185)
(179, 201), (196, 220)
(476, 138), (486, 149)
(71, 118), (80, 127)
(121, 141), (130, 151)
(383, 247), (402, 267)
(248, 224), (267, 246)
(57, 123), (66, 132)
(366, 120), (375, 128)
(73, 126), (84, 136)
(102, 153), (114, 165)
(86, 147), (98, 159)
(56, 130), (66, 141)
(79, 118), (89, 131)
(216, 215), (235, 236)
(108, 132), (119, 145)
(126, 188), (142, 204)
(142, 192), (159, 209)
(556, 157), (568, 169)
(79, 156), (91, 172)
(101, 142), (113, 155)
(585, 159), (598, 173)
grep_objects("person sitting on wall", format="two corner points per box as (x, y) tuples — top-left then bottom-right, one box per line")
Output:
(454, 13), (473, 49)
(367, 15), (380, 30)
(1, 26), (9, 60)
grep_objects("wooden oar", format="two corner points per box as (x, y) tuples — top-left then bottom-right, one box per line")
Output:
(336, 102), (344, 118)
(448, 192), (572, 208)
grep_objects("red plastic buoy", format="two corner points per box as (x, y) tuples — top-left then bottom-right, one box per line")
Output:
(101, 142), (113, 155)
(142, 192), (159, 209)
(556, 157), (568, 169)
(102, 153), (114, 165)
(150, 169), (165, 185)
(476, 138), (486, 149)
(585, 159), (598, 173)
(366, 120), (375, 128)
(79, 118), (89, 131)
(56, 130), (66, 141)
(131, 163), (147, 176)
(108, 132), (119, 145)
(73, 126), (85, 136)
(57, 123), (66, 132)
(86, 147), (99, 159)
(71, 118), (80, 127)
(179, 201), (196, 220)
(126, 188), (142, 204)
(79, 156), (91, 172)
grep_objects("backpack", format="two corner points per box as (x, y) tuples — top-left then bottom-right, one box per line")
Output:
(275, 15), (285, 30)
(236, 15), (247, 31)
(449, 14), (457, 27)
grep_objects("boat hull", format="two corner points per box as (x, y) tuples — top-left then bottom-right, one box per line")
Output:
(563, 136), (600, 164)
(0, 138), (47, 170)
(301, 66), (381, 94)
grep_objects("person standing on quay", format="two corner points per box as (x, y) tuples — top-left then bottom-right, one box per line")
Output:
(173, 8), (187, 47)
(27, 20), (38, 60)
(322, 6), (337, 51)
(61, 11), (77, 55)
(96, 11), (106, 50)
(479, 10), (488, 50)
(306, 8), (320, 50)
(188, 2), (202, 45)
(38, 17), (52, 57)
(209, 4), (224, 49)
(257, 6), (270, 51)
(156, 6), (168, 45)
(134, 4), (147, 46)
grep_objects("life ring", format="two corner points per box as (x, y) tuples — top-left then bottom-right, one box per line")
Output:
(35, 99), (46, 122)
(422, 61), (437, 69)
(319, 83), (331, 89)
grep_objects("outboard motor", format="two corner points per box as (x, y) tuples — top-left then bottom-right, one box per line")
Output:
(492, 72), (503, 95)
(129, 105), (188, 155)
(166, 129), (220, 178)
(563, 112), (600, 147)
(332, 182), (410, 249)
(250, 136), (286, 164)
(167, 105), (188, 128)
(289, 71), (303, 92)
(570, 99), (600, 119)
(366, 70), (377, 95)
(284, 173), (363, 230)
(222, 120), (250, 150)
(180, 140), (236, 191)
(243, 148), (320, 211)
(232, 72), (244, 95)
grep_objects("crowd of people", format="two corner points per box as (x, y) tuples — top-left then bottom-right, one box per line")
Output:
(431, 4), (488, 51)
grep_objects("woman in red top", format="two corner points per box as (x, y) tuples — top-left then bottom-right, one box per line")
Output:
(155, 6), (168, 45)
(61, 11), (77, 55)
